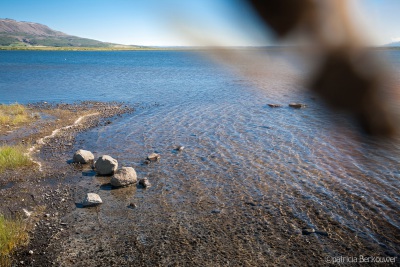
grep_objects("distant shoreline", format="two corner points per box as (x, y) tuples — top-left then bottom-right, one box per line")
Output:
(0, 45), (399, 52)
(0, 46), (161, 51)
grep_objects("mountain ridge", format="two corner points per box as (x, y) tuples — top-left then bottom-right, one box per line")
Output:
(0, 18), (131, 48)
(386, 41), (400, 47)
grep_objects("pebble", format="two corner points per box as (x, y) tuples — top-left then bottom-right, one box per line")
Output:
(176, 145), (185, 151)
(302, 228), (315, 235)
(138, 178), (151, 188)
(268, 104), (282, 108)
(28, 250), (34, 255)
(147, 153), (160, 162)
(129, 202), (137, 208)
(289, 103), (306, 108)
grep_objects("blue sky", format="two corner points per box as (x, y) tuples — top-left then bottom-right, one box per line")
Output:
(0, 0), (399, 46)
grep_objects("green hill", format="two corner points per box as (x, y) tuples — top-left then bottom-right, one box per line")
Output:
(0, 18), (132, 48)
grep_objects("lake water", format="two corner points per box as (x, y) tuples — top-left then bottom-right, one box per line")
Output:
(0, 50), (399, 263)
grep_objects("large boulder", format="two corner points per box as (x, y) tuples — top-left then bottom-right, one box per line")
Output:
(95, 155), (118, 175)
(73, 149), (94, 164)
(110, 167), (137, 187)
(82, 193), (102, 207)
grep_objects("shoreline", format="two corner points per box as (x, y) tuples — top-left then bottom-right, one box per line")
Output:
(1, 100), (399, 266)
(0, 46), (399, 52)
(0, 101), (133, 266)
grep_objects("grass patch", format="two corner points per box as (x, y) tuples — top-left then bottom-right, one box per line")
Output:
(0, 215), (29, 266)
(0, 103), (33, 126)
(0, 145), (33, 171)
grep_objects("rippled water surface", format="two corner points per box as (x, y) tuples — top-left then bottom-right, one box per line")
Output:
(1, 50), (399, 264)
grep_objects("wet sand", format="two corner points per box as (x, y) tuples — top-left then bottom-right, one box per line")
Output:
(0, 102), (398, 266)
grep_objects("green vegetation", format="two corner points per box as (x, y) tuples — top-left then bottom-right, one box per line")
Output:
(0, 45), (150, 51)
(0, 215), (29, 266)
(0, 145), (33, 171)
(0, 32), (116, 48)
(0, 103), (32, 126)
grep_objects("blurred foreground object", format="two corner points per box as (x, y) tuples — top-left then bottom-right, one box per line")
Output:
(246, 0), (397, 137)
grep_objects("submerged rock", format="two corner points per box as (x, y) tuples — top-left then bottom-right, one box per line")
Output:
(268, 104), (282, 108)
(138, 178), (151, 188)
(289, 103), (306, 108)
(82, 193), (102, 207)
(176, 145), (185, 151)
(147, 153), (160, 162)
(110, 167), (137, 187)
(95, 155), (118, 175)
(302, 228), (315, 235)
(73, 149), (94, 164)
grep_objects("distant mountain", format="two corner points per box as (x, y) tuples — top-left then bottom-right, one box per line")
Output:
(0, 18), (126, 48)
(385, 41), (400, 47)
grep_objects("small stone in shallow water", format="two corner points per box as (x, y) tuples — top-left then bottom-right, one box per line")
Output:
(129, 203), (137, 208)
(302, 228), (315, 235)
(147, 153), (160, 162)
(211, 209), (221, 214)
(82, 193), (103, 207)
(176, 145), (185, 151)
(138, 178), (151, 188)
(289, 103), (306, 108)
(268, 104), (282, 108)
(110, 167), (137, 187)
(72, 149), (94, 164)
(95, 155), (118, 175)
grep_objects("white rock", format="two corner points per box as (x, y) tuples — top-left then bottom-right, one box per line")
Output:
(73, 149), (94, 164)
(82, 193), (103, 207)
(95, 155), (118, 175)
(110, 167), (137, 187)
(147, 153), (160, 162)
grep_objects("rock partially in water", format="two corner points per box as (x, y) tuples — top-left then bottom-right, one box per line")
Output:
(73, 149), (94, 164)
(289, 103), (307, 108)
(268, 104), (282, 108)
(82, 193), (103, 207)
(138, 178), (151, 188)
(110, 167), (137, 187)
(176, 145), (185, 151)
(95, 155), (118, 175)
(147, 153), (160, 162)
(302, 228), (315, 235)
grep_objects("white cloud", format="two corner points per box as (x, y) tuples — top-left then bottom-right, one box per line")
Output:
(391, 37), (400, 43)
